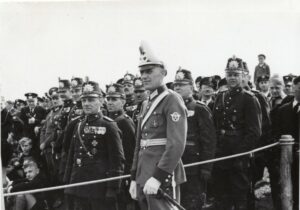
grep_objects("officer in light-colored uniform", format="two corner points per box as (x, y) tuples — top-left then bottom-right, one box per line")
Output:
(129, 41), (187, 210)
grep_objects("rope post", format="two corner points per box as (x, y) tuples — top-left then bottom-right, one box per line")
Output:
(279, 135), (294, 210)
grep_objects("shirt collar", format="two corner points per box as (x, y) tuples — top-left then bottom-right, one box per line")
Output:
(86, 111), (102, 122)
(108, 110), (124, 119)
(293, 99), (300, 108)
(149, 85), (167, 101)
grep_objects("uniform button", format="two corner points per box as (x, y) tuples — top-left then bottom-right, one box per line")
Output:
(80, 146), (83, 149)
(82, 134), (85, 137)
(74, 135), (76, 137)
(145, 133), (148, 136)
(86, 123), (89, 125)
(144, 126), (147, 129)
(168, 175), (171, 178)
(94, 136), (96, 138)
(226, 107), (228, 109)
(165, 179), (169, 182)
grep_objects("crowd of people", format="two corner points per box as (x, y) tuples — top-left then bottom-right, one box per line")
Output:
(1, 42), (299, 210)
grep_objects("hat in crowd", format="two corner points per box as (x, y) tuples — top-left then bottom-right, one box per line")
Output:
(173, 67), (193, 85)
(106, 83), (125, 99)
(138, 41), (164, 71)
(15, 99), (26, 107)
(195, 76), (202, 85)
(133, 77), (145, 91)
(258, 54), (266, 59)
(283, 74), (296, 85)
(166, 82), (174, 90)
(213, 75), (221, 83)
(200, 77), (218, 90)
(123, 73), (135, 85)
(71, 77), (84, 89)
(257, 75), (270, 83)
(58, 79), (71, 92)
(242, 61), (249, 75)
(81, 81), (103, 98)
(48, 87), (59, 97)
(225, 56), (244, 74)
(218, 78), (227, 88)
(25, 93), (38, 101)
(37, 97), (44, 103)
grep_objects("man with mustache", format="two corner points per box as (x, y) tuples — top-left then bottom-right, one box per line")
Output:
(212, 56), (261, 210)
(64, 81), (125, 210)
(129, 41), (187, 210)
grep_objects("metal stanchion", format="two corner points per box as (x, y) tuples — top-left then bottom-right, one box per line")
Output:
(279, 135), (294, 210)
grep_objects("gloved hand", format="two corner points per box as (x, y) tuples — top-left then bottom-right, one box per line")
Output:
(143, 177), (161, 195)
(129, 180), (137, 200)
(200, 170), (211, 182)
(105, 188), (117, 203)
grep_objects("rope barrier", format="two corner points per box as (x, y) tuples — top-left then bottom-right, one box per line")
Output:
(3, 142), (280, 197)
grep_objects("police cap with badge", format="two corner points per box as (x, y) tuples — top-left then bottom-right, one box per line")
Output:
(106, 83), (125, 99)
(15, 99), (26, 107)
(257, 75), (270, 83)
(48, 87), (59, 99)
(133, 77), (145, 92)
(71, 77), (84, 90)
(225, 56), (244, 74)
(283, 74), (296, 85)
(81, 81), (103, 98)
(138, 41), (165, 72)
(200, 77), (218, 90)
(123, 73), (135, 85)
(58, 78), (71, 93)
(173, 67), (194, 85)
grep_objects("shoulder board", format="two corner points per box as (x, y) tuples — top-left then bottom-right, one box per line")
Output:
(251, 89), (259, 93)
(124, 114), (130, 119)
(70, 116), (81, 122)
(219, 89), (227, 93)
(103, 116), (114, 122)
(244, 90), (255, 96)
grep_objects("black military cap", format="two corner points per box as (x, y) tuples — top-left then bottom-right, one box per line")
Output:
(195, 76), (202, 85)
(257, 75), (270, 83)
(218, 78), (227, 88)
(133, 77), (145, 91)
(258, 54), (266, 59)
(48, 87), (59, 97)
(200, 77), (218, 90)
(106, 83), (125, 99)
(174, 67), (193, 85)
(166, 82), (174, 90)
(71, 77), (84, 89)
(225, 56), (244, 74)
(116, 78), (124, 85)
(213, 75), (221, 83)
(37, 97), (44, 103)
(15, 99), (26, 107)
(283, 74), (296, 84)
(25, 93), (38, 101)
(81, 81), (103, 98)
(123, 73), (135, 85)
(58, 79), (71, 92)
(242, 61), (249, 75)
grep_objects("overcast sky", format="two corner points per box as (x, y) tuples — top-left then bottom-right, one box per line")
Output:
(0, 0), (300, 101)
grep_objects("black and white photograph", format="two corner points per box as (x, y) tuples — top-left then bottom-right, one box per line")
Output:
(1, 1), (300, 210)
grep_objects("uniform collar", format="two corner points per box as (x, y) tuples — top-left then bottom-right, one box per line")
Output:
(108, 110), (124, 119)
(184, 96), (194, 105)
(64, 99), (74, 106)
(229, 86), (243, 96)
(126, 94), (135, 103)
(86, 112), (102, 122)
(149, 85), (167, 101)
(201, 97), (212, 105)
(293, 99), (300, 108)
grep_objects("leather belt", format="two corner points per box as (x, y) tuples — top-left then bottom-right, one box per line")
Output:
(140, 138), (167, 148)
(217, 129), (243, 136)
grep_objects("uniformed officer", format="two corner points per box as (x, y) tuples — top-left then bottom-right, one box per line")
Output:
(68, 77), (84, 122)
(199, 76), (218, 111)
(132, 77), (148, 127)
(20, 93), (47, 151)
(106, 83), (136, 210)
(283, 73), (296, 96)
(129, 41), (187, 210)
(173, 68), (217, 210)
(9, 99), (26, 141)
(123, 73), (138, 118)
(212, 56), (261, 210)
(64, 81), (125, 210)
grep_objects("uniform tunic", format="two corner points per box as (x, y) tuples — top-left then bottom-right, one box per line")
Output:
(124, 95), (137, 119)
(131, 85), (187, 209)
(212, 86), (261, 207)
(64, 112), (125, 198)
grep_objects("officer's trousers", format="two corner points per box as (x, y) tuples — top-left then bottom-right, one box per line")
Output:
(181, 174), (206, 210)
(137, 184), (180, 210)
(213, 158), (249, 210)
(72, 195), (117, 210)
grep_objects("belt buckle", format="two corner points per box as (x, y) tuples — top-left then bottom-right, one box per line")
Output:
(141, 140), (148, 150)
